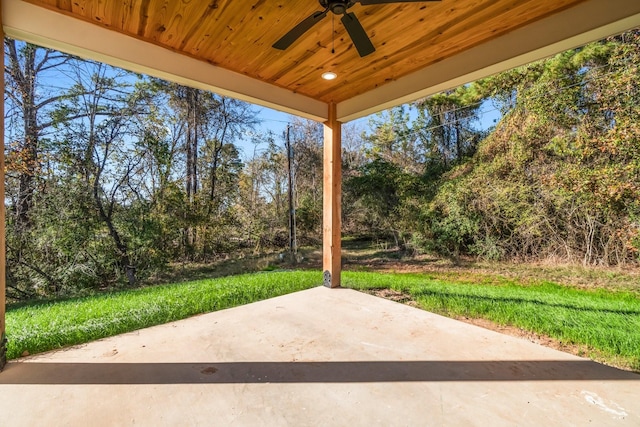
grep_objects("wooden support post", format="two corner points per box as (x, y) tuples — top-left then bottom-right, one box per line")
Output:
(0, 6), (7, 371)
(323, 103), (342, 288)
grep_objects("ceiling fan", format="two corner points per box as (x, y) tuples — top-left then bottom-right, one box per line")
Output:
(272, 0), (442, 58)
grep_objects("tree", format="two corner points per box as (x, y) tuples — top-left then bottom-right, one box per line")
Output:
(364, 106), (422, 173)
(415, 86), (483, 167)
(202, 97), (257, 206)
(53, 62), (152, 285)
(288, 118), (323, 239)
(4, 40), (77, 229)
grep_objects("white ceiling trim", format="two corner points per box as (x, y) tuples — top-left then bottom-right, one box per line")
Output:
(337, 0), (640, 122)
(1, 0), (329, 122)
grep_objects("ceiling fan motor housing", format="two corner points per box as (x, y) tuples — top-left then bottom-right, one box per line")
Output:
(321, 0), (355, 15)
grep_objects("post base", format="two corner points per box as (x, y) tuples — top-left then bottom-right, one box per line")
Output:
(323, 270), (332, 287)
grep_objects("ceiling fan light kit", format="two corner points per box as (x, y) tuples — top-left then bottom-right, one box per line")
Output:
(273, 0), (442, 58)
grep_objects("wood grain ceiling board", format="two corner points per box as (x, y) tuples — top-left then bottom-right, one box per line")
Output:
(23, 0), (587, 104)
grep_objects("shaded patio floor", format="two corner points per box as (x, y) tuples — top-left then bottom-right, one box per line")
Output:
(1, 286), (638, 426)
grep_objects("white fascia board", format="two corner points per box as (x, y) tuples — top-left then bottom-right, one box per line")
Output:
(337, 0), (640, 122)
(2, 0), (328, 122)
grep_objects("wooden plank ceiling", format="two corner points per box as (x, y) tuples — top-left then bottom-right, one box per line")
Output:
(24, 0), (587, 104)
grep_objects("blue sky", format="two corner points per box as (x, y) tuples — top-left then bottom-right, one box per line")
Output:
(239, 99), (503, 161)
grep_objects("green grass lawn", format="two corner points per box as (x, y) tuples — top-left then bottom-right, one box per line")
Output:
(342, 271), (640, 371)
(6, 269), (640, 372)
(5, 270), (321, 360)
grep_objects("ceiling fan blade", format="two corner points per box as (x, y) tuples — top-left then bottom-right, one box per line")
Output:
(341, 12), (375, 57)
(272, 10), (328, 50)
(358, 0), (440, 4)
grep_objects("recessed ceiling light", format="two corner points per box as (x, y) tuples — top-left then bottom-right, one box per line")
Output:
(322, 72), (337, 80)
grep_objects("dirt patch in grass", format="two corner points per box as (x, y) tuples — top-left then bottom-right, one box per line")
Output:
(365, 288), (418, 307)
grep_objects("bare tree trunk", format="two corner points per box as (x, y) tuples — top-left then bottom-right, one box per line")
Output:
(184, 87), (199, 249)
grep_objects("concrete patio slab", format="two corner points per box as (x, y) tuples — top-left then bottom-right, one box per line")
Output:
(0, 286), (638, 426)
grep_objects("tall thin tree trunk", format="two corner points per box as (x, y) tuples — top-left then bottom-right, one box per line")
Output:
(184, 87), (199, 249)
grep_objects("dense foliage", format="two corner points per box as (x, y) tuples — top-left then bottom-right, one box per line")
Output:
(3, 30), (639, 300)
(419, 32), (640, 264)
(348, 31), (640, 265)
